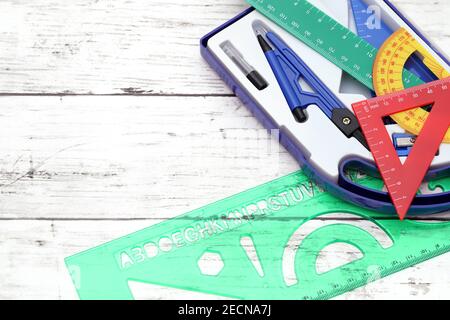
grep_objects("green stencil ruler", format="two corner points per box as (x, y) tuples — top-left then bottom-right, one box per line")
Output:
(430, 177), (450, 193)
(66, 171), (450, 300)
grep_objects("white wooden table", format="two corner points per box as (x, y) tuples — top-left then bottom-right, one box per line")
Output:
(0, 0), (449, 300)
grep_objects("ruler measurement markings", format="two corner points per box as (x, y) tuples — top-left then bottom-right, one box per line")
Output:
(249, 0), (377, 88)
(249, 0), (446, 126)
(313, 242), (450, 300)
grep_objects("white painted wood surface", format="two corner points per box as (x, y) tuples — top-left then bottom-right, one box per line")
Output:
(0, 0), (449, 300)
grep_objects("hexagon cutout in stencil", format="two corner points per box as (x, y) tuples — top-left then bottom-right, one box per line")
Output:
(197, 252), (224, 276)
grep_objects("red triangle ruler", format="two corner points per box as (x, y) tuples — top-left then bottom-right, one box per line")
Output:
(353, 78), (450, 220)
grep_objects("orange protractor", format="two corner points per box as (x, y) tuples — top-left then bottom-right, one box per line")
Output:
(373, 28), (450, 143)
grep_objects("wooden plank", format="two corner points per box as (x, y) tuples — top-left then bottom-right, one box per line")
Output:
(1, 219), (450, 300)
(0, 0), (247, 95)
(0, 0), (447, 95)
(1, 0), (449, 301)
(0, 95), (298, 220)
(0, 95), (447, 221)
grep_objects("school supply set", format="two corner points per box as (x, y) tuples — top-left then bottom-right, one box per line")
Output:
(65, 0), (450, 300)
(201, 0), (450, 218)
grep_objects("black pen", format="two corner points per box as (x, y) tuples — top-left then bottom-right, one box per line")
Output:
(221, 41), (268, 91)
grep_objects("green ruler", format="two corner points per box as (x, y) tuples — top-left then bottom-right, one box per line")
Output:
(66, 171), (450, 300)
(245, 0), (422, 90)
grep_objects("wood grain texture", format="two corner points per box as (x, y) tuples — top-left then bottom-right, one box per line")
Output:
(0, 0), (448, 95)
(0, 0), (449, 300)
(0, 0), (248, 95)
(0, 96), (296, 220)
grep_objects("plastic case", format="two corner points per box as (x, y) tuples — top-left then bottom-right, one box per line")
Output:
(200, 0), (450, 215)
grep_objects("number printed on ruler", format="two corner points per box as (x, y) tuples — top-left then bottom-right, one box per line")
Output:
(248, 0), (378, 88)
